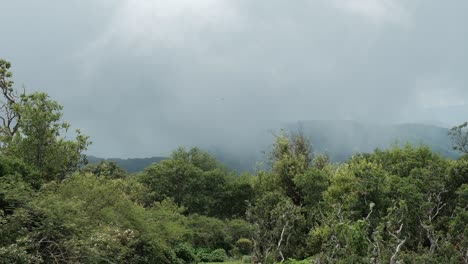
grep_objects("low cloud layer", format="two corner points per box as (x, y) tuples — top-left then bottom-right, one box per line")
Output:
(2, 0), (468, 157)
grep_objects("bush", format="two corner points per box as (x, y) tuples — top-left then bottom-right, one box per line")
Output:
(174, 244), (197, 264)
(195, 248), (228, 262)
(210, 248), (228, 262)
(195, 248), (212, 262)
(235, 238), (253, 255)
(130, 238), (183, 264)
(0, 244), (42, 264)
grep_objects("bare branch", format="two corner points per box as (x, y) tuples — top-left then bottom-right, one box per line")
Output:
(390, 237), (407, 264)
(276, 220), (289, 263)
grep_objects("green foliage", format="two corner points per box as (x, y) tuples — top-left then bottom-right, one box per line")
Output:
(0, 155), (39, 215)
(0, 173), (190, 263)
(171, 147), (222, 171)
(0, 59), (17, 145)
(0, 243), (42, 264)
(1, 60), (89, 183)
(235, 238), (253, 255)
(140, 147), (253, 218)
(174, 244), (198, 264)
(294, 167), (329, 207)
(302, 145), (468, 263)
(269, 132), (312, 205)
(187, 214), (230, 251)
(9, 93), (90, 181)
(369, 144), (447, 177)
(195, 248), (228, 263)
(247, 192), (305, 263)
(81, 160), (128, 179)
(195, 248), (213, 262)
(0, 173), (34, 213)
(226, 219), (253, 245)
(210, 248), (228, 262)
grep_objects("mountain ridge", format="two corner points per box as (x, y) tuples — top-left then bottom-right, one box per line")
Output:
(88, 121), (461, 173)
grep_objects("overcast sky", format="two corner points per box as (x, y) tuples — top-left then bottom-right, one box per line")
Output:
(1, 0), (468, 158)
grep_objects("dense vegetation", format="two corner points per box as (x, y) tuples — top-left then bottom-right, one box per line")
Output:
(0, 59), (467, 263)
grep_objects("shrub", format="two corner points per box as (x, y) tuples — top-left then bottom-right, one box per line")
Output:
(210, 248), (228, 262)
(195, 248), (228, 262)
(235, 238), (253, 255)
(195, 248), (212, 262)
(174, 244), (197, 264)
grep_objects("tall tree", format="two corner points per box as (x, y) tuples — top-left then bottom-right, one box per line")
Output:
(0, 59), (20, 145)
(270, 131), (312, 205)
(0, 59), (89, 181)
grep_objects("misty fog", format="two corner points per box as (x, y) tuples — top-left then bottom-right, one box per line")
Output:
(2, 0), (468, 159)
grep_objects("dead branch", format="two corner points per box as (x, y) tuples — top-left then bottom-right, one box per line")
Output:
(390, 237), (407, 264)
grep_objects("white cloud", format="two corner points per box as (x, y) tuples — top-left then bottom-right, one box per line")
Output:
(75, 0), (241, 78)
(332, 0), (411, 26)
(90, 0), (239, 51)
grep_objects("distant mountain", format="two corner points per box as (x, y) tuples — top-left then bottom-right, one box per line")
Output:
(210, 121), (461, 172)
(87, 121), (462, 173)
(86, 156), (166, 173)
(288, 120), (460, 161)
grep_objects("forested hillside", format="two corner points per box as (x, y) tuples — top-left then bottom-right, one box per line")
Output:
(1, 60), (467, 263)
